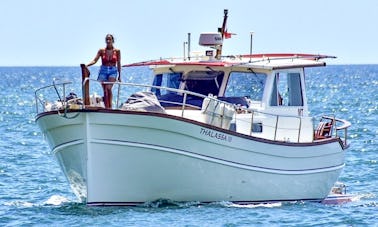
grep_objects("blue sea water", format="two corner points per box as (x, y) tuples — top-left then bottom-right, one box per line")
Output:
(0, 65), (377, 226)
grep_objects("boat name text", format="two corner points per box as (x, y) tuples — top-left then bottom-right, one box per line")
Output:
(200, 128), (232, 142)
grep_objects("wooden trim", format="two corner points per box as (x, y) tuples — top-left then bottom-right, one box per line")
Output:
(80, 64), (90, 106)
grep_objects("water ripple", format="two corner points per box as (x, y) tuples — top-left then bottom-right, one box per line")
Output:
(0, 66), (377, 226)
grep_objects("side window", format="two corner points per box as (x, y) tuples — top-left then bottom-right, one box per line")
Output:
(152, 73), (181, 96)
(225, 72), (266, 101)
(270, 72), (303, 106)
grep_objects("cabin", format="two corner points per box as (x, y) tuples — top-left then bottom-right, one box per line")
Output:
(147, 55), (323, 143)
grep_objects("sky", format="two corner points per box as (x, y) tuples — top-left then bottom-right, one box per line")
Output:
(1, 0), (377, 66)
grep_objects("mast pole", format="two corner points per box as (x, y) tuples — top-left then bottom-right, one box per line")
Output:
(215, 9), (228, 60)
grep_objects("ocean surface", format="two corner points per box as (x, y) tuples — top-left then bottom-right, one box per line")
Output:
(0, 65), (377, 226)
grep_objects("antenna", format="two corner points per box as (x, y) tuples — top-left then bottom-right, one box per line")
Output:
(249, 32), (254, 63)
(188, 33), (191, 60)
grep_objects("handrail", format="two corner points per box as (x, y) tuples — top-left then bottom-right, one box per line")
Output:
(321, 115), (351, 148)
(34, 81), (72, 114)
(81, 77), (215, 109)
(82, 78), (304, 141)
(36, 79), (337, 144)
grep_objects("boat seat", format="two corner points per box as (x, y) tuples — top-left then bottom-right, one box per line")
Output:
(314, 121), (333, 140)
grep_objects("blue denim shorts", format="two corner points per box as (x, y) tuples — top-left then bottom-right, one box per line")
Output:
(97, 66), (117, 81)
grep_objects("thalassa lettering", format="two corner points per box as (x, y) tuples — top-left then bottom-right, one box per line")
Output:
(200, 128), (232, 142)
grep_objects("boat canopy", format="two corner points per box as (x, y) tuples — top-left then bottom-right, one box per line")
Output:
(123, 53), (334, 70)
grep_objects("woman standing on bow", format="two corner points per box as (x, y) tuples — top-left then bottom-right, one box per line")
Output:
(87, 34), (121, 109)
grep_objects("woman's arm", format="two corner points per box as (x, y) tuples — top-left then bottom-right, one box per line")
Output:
(116, 49), (121, 81)
(87, 49), (102, 67)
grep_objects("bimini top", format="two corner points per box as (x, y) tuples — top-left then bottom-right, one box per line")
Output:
(123, 53), (336, 70)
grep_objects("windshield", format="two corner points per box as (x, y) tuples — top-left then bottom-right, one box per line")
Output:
(184, 71), (224, 96)
(224, 71), (266, 101)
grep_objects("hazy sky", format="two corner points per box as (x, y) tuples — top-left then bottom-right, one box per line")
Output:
(1, 0), (377, 66)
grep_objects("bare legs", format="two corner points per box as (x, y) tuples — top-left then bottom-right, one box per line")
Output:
(102, 77), (116, 109)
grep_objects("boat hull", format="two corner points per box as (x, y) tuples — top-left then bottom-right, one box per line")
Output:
(36, 110), (346, 205)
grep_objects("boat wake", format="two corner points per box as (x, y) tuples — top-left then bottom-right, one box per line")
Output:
(219, 201), (282, 208)
(2, 195), (73, 208)
(141, 199), (201, 208)
(140, 199), (282, 209)
(3, 200), (34, 208)
(43, 195), (71, 206)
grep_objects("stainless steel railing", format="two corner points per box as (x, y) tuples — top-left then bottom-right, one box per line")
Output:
(321, 115), (351, 148)
(35, 78), (350, 147)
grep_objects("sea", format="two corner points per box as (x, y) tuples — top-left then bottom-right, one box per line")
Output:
(0, 65), (377, 226)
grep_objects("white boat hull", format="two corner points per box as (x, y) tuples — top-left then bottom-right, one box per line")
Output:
(37, 110), (346, 205)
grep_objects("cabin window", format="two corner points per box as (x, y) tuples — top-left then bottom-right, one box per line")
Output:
(224, 72), (266, 101)
(183, 71), (224, 96)
(270, 72), (303, 106)
(152, 73), (182, 96)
